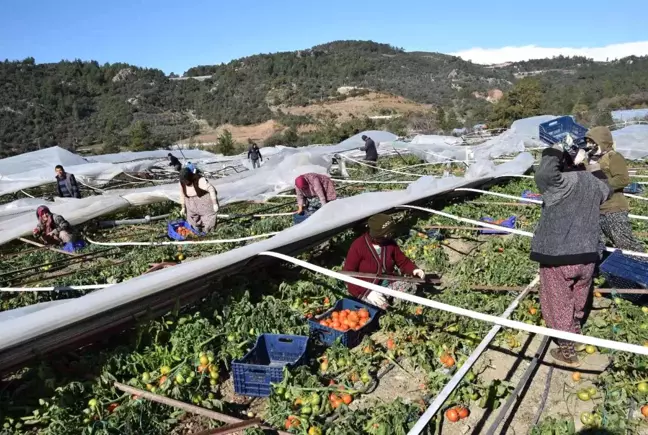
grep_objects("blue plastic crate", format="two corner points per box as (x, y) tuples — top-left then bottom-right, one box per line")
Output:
(167, 220), (204, 241)
(62, 240), (86, 253)
(624, 183), (644, 194)
(522, 190), (543, 201)
(479, 216), (517, 235)
(293, 212), (311, 225)
(308, 298), (381, 348)
(600, 251), (648, 289)
(232, 334), (308, 397)
(539, 116), (588, 146)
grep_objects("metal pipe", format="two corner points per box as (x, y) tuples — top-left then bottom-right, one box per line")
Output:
(99, 214), (170, 228)
(407, 276), (539, 435)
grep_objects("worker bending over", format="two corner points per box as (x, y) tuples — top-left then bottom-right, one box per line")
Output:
(33, 206), (77, 246)
(343, 214), (425, 309)
(360, 135), (378, 174)
(295, 173), (337, 215)
(530, 144), (611, 367)
(168, 153), (182, 172)
(179, 168), (220, 233)
(55, 165), (81, 198)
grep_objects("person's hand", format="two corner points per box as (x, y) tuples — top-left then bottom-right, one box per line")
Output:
(573, 149), (587, 166)
(180, 206), (186, 217)
(33, 228), (41, 237)
(413, 269), (426, 279)
(297, 206), (304, 215)
(213, 203), (219, 213)
(365, 291), (388, 308)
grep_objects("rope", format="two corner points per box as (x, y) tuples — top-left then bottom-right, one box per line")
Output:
(20, 190), (34, 198)
(217, 212), (295, 218)
(78, 180), (106, 193)
(626, 193), (648, 201)
(340, 155), (423, 177)
(122, 172), (175, 183)
(86, 232), (278, 246)
(331, 178), (414, 185)
(1, 284), (112, 292)
(458, 188), (648, 221)
(399, 204), (648, 258)
(258, 251), (648, 355)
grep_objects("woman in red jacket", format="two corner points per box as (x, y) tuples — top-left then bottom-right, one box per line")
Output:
(343, 214), (425, 308)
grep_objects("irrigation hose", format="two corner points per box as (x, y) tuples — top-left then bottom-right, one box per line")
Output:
(86, 233), (278, 246)
(399, 204), (648, 259)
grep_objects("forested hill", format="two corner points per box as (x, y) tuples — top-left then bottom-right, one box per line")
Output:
(2, 40), (648, 158)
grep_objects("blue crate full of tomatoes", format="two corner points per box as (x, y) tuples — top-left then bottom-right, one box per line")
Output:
(232, 334), (309, 397)
(308, 298), (381, 348)
(167, 220), (205, 241)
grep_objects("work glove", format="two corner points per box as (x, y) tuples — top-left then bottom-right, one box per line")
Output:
(365, 290), (388, 309)
(413, 269), (426, 279)
(297, 206), (304, 215)
(213, 203), (219, 214)
(180, 206), (186, 217)
(573, 148), (587, 166)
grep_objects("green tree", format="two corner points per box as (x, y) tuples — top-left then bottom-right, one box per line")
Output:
(129, 120), (153, 150)
(217, 129), (235, 155)
(592, 110), (614, 127)
(436, 107), (447, 131)
(490, 78), (544, 128)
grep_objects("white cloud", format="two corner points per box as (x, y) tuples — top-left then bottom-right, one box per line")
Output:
(451, 41), (648, 65)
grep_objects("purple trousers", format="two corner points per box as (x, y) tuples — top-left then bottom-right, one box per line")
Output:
(539, 263), (595, 345)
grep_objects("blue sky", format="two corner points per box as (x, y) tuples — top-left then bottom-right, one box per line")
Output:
(1, 0), (647, 74)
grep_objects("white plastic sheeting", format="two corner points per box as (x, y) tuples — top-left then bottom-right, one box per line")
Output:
(87, 149), (219, 164)
(400, 116), (556, 163)
(612, 109), (648, 122)
(0, 131), (396, 246)
(0, 153), (534, 337)
(613, 124), (648, 159)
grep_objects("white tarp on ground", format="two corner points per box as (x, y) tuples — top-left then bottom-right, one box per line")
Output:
(87, 149), (219, 164)
(612, 109), (648, 122)
(0, 153), (534, 336)
(613, 124), (648, 159)
(400, 116), (556, 162)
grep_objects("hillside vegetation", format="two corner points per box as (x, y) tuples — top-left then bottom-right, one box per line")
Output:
(2, 41), (648, 157)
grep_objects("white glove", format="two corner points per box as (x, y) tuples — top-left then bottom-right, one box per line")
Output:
(573, 148), (587, 166)
(180, 206), (186, 217)
(365, 291), (388, 308)
(413, 269), (426, 279)
(213, 203), (219, 213)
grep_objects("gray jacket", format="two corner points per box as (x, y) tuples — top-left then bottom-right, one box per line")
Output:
(530, 148), (612, 266)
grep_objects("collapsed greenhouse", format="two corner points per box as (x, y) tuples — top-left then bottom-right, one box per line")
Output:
(3, 117), (648, 434)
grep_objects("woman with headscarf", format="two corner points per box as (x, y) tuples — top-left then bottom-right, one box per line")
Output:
(294, 173), (337, 215)
(33, 206), (76, 246)
(179, 168), (219, 233)
(343, 214), (425, 308)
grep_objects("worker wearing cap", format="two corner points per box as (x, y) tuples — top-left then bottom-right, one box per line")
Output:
(33, 206), (76, 246)
(360, 135), (378, 174)
(179, 168), (219, 232)
(343, 214), (425, 308)
(295, 173), (337, 215)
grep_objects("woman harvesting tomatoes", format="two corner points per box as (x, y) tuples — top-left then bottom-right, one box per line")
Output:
(343, 214), (425, 308)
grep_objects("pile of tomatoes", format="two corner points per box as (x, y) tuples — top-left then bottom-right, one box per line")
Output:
(176, 226), (195, 238)
(317, 307), (371, 332)
(445, 405), (470, 423)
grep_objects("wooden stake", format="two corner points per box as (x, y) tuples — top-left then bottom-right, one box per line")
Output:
(19, 237), (79, 257)
(113, 382), (291, 435)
